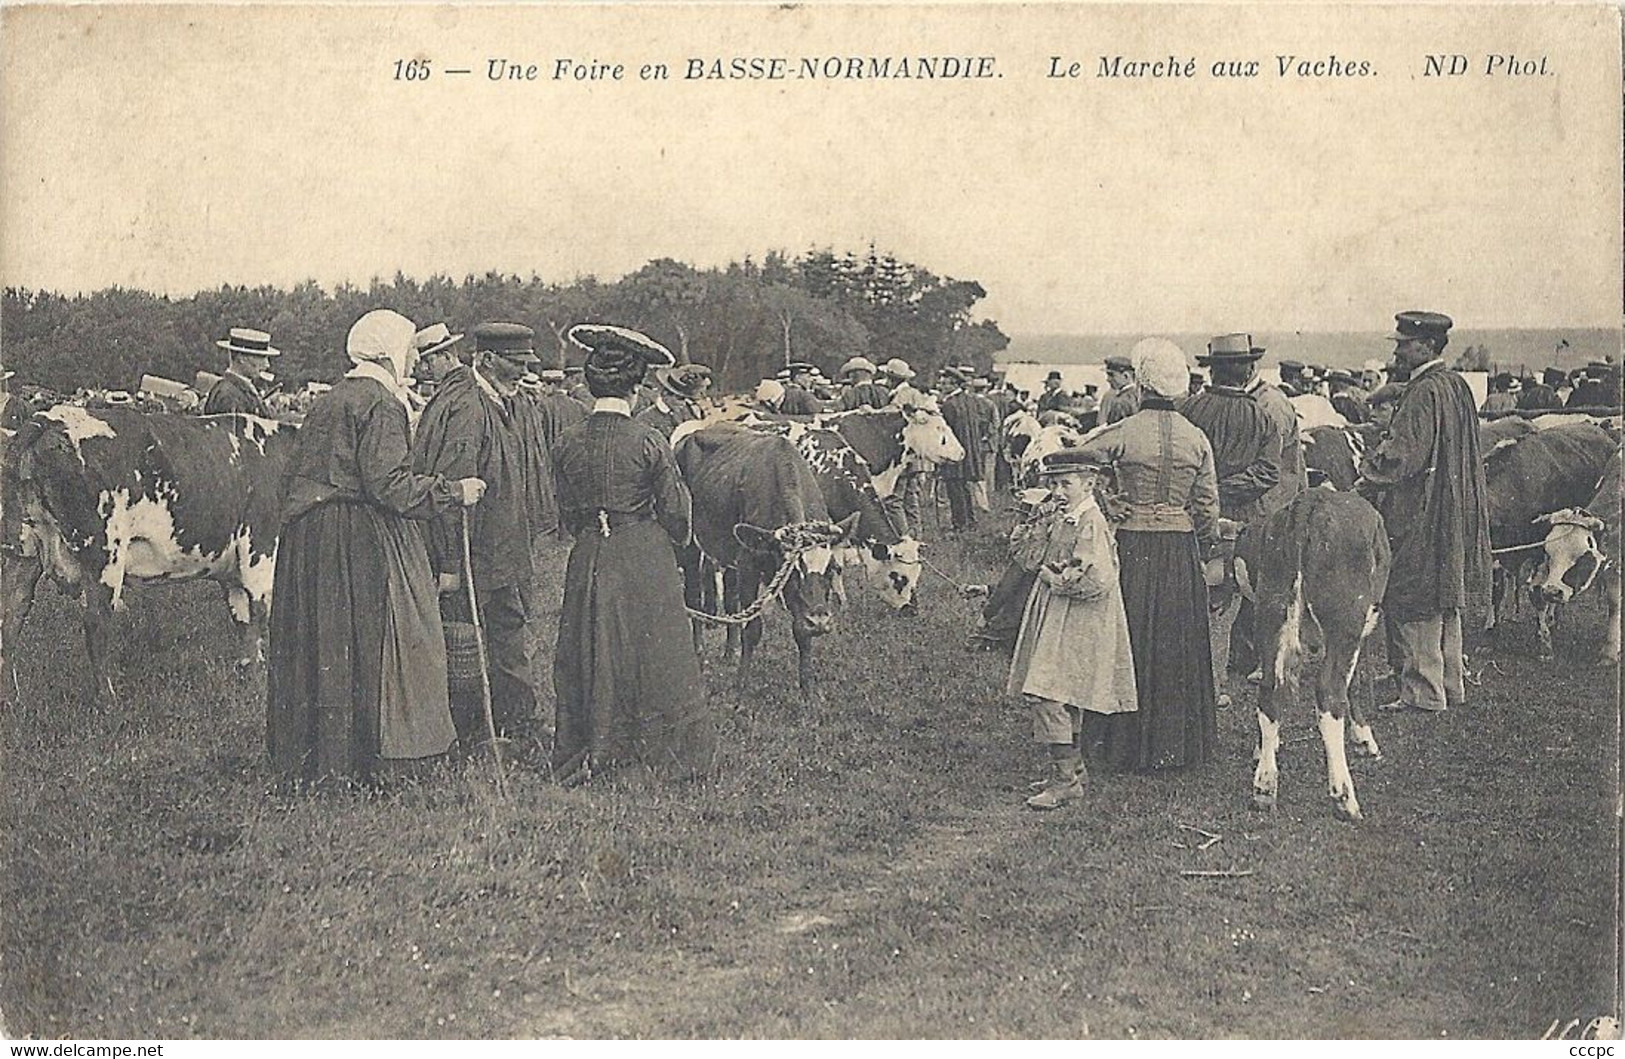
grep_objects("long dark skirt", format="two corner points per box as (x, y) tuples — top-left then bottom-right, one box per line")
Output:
(1100, 529), (1217, 771)
(552, 521), (715, 782)
(267, 502), (454, 781)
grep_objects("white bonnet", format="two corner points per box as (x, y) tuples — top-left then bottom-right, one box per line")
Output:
(1131, 338), (1190, 399)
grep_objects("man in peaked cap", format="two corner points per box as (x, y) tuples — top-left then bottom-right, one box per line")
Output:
(1099, 354), (1141, 425)
(1276, 359), (1307, 398)
(204, 327), (280, 416)
(1327, 368), (1373, 425)
(1036, 369), (1068, 415)
(413, 321), (546, 752)
(779, 360), (822, 415)
(1359, 310), (1490, 716)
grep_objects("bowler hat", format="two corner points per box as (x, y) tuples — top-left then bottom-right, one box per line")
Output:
(1387, 310), (1453, 342)
(1045, 370), (1063, 382)
(217, 327), (281, 358)
(1199, 333), (1264, 364)
(566, 323), (673, 366)
(475, 322), (540, 363)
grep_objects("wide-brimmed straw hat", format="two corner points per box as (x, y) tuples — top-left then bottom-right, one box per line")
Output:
(217, 327), (280, 358)
(413, 322), (465, 359)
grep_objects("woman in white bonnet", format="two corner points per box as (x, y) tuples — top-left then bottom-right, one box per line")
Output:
(267, 309), (487, 784)
(1079, 338), (1222, 772)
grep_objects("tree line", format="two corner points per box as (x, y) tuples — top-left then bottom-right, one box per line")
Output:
(0, 247), (1009, 394)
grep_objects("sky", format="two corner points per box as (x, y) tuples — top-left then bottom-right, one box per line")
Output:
(2, 2), (1620, 335)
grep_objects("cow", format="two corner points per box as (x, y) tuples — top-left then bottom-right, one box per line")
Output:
(1480, 415), (1538, 455)
(1528, 450), (1622, 662)
(674, 426), (859, 698)
(2, 406), (295, 704)
(1288, 392), (1348, 431)
(1300, 424), (1373, 491)
(1483, 423), (1618, 642)
(745, 418), (922, 611)
(1245, 489), (1391, 821)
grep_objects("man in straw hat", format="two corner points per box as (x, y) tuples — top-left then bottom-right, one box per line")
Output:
(1358, 310), (1490, 715)
(412, 322), (545, 752)
(1189, 334), (1290, 684)
(637, 363), (712, 441)
(836, 356), (890, 411)
(204, 327), (280, 416)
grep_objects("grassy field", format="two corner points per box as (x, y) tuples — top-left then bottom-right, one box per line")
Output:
(1, 508), (1619, 1039)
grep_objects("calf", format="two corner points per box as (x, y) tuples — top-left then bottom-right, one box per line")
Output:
(1529, 450), (1621, 662)
(1246, 489), (1391, 821)
(3, 406), (294, 704)
(675, 426), (859, 698)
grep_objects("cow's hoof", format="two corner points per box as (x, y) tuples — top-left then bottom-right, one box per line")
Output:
(1337, 802), (1364, 822)
(1216, 692), (1232, 709)
(1251, 791), (1277, 810)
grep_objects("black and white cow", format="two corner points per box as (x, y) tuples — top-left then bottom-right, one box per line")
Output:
(2, 406), (295, 704)
(1528, 450), (1621, 662)
(675, 426), (859, 698)
(1245, 489), (1391, 821)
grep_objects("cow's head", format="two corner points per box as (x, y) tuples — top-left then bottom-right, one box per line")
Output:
(1529, 508), (1607, 605)
(898, 397), (965, 465)
(733, 512), (862, 636)
(859, 534), (922, 610)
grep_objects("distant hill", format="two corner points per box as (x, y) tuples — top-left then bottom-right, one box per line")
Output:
(1001, 329), (1621, 375)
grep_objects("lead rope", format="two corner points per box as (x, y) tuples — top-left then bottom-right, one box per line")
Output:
(682, 521), (831, 627)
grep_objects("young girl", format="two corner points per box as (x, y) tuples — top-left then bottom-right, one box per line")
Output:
(1007, 449), (1139, 809)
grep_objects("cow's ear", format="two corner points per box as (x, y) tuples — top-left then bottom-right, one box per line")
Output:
(831, 512), (863, 545)
(733, 522), (777, 552)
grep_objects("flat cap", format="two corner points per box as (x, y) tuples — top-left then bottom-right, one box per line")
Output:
(1104, 355), (1133, 372)
(474, 322), (539, 362)
(1279, 359), (1306, 373)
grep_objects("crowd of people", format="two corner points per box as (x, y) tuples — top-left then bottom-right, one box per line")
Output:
(4, 308), (1602, 803)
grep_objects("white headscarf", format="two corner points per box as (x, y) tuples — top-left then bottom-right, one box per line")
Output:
(1131, 337), (1190, 399)
(345, 309), (417, 408)
(756, 379), (785, 408)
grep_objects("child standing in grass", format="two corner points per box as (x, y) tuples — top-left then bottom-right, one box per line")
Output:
(1007, 448), (1138, 809)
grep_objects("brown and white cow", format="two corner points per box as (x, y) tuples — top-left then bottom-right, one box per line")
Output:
(1528, 450), (1621, 662)
(675, 426), (859, 698)
(2, 406), (295, 704)
(1244, 489), (1391, 821)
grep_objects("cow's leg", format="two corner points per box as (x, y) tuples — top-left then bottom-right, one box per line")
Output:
(1347, 605), (1383, 759)
(721, 569), (740, 663)
(80, 586), (117, 708)
(1316, 632), (1364, 821)
(223, 584), (259, 671)
(1251, 609), (1287, 809)
(0, 554), (43, 704)
(1535, 599), (1556, 660)
(792, 618), (816, 701)
(1601, 569), (1622, 664)
(736, 571), (762, 690)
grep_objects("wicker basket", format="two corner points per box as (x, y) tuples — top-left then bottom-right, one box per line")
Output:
(443, 620), (484, 696)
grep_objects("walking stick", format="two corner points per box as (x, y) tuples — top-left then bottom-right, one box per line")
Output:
(460, 507), (506, 794)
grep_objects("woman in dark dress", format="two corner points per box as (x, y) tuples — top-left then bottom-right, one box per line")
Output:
(267, 309), (486, 783)
(550, 324), (716, 784)
(1080, 338), (1222, 771)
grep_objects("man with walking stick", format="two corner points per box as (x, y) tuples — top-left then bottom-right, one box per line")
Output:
(413, 322), (544, 756)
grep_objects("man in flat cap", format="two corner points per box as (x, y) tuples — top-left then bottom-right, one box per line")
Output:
(1358, 311), (1490, 715)
(1036, 369), (1068, 416)
(204, 327), (280, 416)
(1099, 355), (1141, 425)
(413, 321), (546, 751)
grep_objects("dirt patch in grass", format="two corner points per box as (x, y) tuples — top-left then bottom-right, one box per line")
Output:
(1, 511), (1617, 1037)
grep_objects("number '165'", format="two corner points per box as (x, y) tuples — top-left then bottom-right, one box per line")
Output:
(394, 59), (431, 80)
